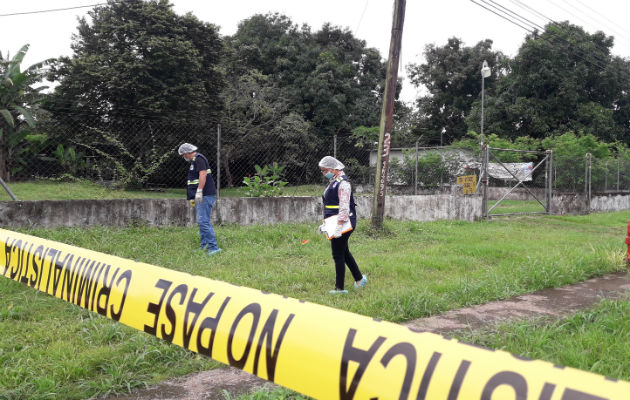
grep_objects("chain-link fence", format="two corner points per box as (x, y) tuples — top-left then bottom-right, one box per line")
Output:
(3, 115), (374, 191)
(554, 152), (630, 194)
(3, 114), (627, 201)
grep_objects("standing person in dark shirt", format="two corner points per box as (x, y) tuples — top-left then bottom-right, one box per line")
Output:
(318, 156), (367, 294)
(178, 143), (222, 256)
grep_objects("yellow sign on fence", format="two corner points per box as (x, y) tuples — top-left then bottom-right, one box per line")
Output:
(1, 229), (629, 399)
(457, 174), (477, 194)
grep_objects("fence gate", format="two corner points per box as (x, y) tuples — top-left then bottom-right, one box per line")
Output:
(481, 145), (553, 218)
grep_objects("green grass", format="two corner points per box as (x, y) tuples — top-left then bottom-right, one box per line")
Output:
(222, 387), (309, 400)
(488, 199), (547, 214)
(0, 179), (184, 201)
(0, 179), (325, 201)
(454, 299), (630, 381)
(1, 211), (628, 399)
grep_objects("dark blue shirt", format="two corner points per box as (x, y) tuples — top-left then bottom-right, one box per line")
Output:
(186, 153), (216, 200)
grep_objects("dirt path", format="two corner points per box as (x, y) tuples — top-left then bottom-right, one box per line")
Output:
(107, 271), (629, 400)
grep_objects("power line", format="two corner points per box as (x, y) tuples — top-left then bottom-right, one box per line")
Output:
(0, 3), (106, 17)
(573, 0), (629, 36)
(486, 0), (544, 31)
(470, 0), (610, 72)
(469, 0), (534, 33)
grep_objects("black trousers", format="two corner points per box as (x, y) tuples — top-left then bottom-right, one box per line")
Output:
(330, 229), (362, 290)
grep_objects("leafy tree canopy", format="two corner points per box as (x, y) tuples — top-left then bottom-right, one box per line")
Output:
(47, 0), (225, 123)
(407, 37), (508, 145)
(468, 22), (630, 144)
(227, 13), (388, 137)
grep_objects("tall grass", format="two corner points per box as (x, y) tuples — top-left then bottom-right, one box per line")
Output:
(1, 211), (628, 399)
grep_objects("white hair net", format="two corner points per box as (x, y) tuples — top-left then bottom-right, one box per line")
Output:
(318, 156), (344, 170)
(178, 143), (198, 155)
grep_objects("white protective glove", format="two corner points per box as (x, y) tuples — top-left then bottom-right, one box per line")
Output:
(333, 224), (343, 238)
(195, 189), (203, 205)
(317, 223), (326, 234)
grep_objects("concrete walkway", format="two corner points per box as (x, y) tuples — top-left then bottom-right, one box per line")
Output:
(107, 271), (629, 400)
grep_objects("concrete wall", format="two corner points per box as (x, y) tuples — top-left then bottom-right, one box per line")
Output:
(486, 187), (546, 201)
(551, 193), (630, 215)
(2, 192), (623, 229)
(591, 194), (630, 213)
(0, 194), (482, 228)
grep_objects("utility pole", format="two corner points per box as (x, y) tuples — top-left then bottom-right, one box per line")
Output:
(372, 0), (406, 229)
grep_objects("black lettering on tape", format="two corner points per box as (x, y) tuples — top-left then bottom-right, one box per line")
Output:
(68, 257), (88, 304)
(51, 252), (72, 296)
(144, 279), (173, 335)
(228, 303), (262, 369)
(380, 342), (416, 400)
(30, 245), (44, 287)
(92, 264), (120, 316)
(162, 284), (188, 342)
(447, 360), (471, 400)
(44, 248), (60, 293)
(1, 237), (13, 276)
(9, 239), (22, 279)
(36, 246), (50, 290)
(416, 352), (442, 400)
(561, 389), (606, 400)
(538, 383), (556, 400)
(252, 310), (295, 382)
(183, 289), (215, 350)
(60, 255), (79, 302)
(90, 262), (107, 311)
(340, 329), (386, 400)
(110, 269), (131, 321)
(19, 243), (34, 285)
(481, 371), (528, 400)
(75, 260), (98, 308)
(196, 296), (231, 357)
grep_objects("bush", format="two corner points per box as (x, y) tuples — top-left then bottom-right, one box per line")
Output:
(242, 163), (288, 197)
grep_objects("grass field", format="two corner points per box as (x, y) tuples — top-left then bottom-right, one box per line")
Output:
(1, 210), (628, 399)
(0, 180), (327, 201)
(488, 199), (548, 214)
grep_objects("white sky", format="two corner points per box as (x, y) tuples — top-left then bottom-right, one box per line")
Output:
(2, 0), (629, 103)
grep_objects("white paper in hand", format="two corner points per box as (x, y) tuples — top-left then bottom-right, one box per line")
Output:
(322, 215), (352, 240)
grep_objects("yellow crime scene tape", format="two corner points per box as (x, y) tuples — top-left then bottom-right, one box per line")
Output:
(1, 228), (629, 400)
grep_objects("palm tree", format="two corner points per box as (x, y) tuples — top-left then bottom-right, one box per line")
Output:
(0, 44), (51, 181)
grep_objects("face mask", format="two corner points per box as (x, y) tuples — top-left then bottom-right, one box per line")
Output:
(324, 172), (334, 179)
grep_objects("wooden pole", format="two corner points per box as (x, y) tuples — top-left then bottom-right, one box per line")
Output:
(372, 0), (406, 228)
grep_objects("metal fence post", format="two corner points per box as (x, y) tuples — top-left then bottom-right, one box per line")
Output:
(333, 134), (337, 159)
(482, 143), (488, 218)
(414, 139), (418, 195)
(617, 157), (620, 192)
(0, 177), (17, 201)
(546, 149), (553, 214)
(216, 124), (221, 198)
(585, 153), (592, 212)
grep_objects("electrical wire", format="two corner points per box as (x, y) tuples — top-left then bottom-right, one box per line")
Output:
(0, 3), (106, 17)
(470, 0), (611, 72)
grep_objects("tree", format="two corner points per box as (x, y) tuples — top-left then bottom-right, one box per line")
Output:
(474, 22), (630, 143)
(44, 0), (226, 187)
(229, 14), (387, 137)
(0, 44), (51, 181)
(218, 68), (313, 187)
(407, 38), (508, 144)
(48, 0), (224, 122)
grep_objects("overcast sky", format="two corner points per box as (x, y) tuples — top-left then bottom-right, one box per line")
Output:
(2, 0), (629, 102)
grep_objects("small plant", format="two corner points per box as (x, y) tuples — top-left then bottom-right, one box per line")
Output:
(54, 144), (87, 177)
(242, 162), (288, 197)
